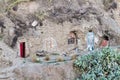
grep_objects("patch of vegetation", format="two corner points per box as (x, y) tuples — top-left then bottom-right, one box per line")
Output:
(48, 0), (53, 3)
(51, 53), (59, 55)
(0, 1), (6, 13)
(0, 34), (4, 40)
(103, 0), (113, 6)
(35, 11), (48, 21)
(73, 47), (120, 80)
(103, 0), (115, 10)
(7, 0), (31, 11)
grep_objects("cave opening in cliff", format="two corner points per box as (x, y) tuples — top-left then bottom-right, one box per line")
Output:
(68, 30), (78, 45)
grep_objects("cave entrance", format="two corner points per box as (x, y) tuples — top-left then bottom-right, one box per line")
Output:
(100, 35), (109, 47)
(68, 31), (78, 45)
(100, 30), (110, 47)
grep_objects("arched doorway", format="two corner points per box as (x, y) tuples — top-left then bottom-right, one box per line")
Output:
(68, 31), (78, 45)
(43, 37), (57, 53)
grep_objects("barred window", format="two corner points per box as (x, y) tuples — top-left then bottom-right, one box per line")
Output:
(68, 38), (75, 44)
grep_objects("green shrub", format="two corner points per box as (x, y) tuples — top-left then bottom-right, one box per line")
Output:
(73, 47), (120, 80)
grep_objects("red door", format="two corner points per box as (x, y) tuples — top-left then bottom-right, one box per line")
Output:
(20, 42), (25, 58)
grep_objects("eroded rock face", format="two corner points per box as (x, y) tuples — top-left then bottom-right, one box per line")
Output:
(0, 0), (120, 53)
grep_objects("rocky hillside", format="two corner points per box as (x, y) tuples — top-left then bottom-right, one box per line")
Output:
(0, 0), (120, 51)
(0, 0), (120, 80)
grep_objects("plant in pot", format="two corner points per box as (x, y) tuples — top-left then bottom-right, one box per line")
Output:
(44, 55), (50, 61)
(57, 56), (64, 62)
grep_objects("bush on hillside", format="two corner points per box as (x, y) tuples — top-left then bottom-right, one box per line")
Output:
(73, 47), (120, 80)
